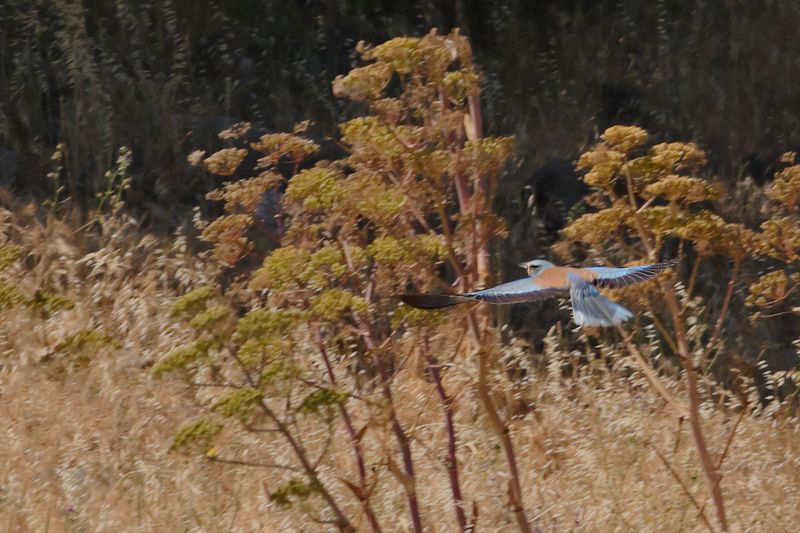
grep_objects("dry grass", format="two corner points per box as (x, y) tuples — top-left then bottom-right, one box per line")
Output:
(1, 208), (799, 533)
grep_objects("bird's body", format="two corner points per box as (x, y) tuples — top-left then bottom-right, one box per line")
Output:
(400, 259), (678, 327)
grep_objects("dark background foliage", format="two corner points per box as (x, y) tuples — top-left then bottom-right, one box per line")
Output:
(3, 0), (798, 362)
(3, 0), (799, 209)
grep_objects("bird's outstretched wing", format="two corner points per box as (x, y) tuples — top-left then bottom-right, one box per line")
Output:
(585, 259), (678, 289)
(568, 273), (633, 326)
(465, 278), (565, 304)
(400, 277), (564, 309)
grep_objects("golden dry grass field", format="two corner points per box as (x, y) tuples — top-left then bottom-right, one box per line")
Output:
(1, 206), (799, 533)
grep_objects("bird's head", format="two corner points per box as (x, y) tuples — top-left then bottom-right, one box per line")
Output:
(519, 259), (554, 277)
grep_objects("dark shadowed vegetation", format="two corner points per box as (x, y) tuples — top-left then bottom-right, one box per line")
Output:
(3, 1), (800, 203)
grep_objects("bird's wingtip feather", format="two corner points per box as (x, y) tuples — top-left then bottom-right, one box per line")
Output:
(399, 294), (469, 309)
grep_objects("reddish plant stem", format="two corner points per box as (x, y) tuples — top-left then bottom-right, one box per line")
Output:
(623, 170), (729, 532)
(375, 351), (424, 533)
(314, 327), (382, 533)
(422, 336), (469, 532)
(434, 151), (529, 532)
(337, 239), (423, 531)
(465, 78), (490, 288)
(442, 126), (529, 528)
(663, 290), (729, 532)
(438, 73), (487, 288)
(444, 133), (475, 284)
(353, 312), (424, 533)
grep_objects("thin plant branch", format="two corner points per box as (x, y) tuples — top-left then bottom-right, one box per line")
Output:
(646, 305), (680, 355)
(698, 406), (747, 520)
(648, 440), (716, 533)
(465, 310), (532, 533)
(209, 456), (301, 472)
(616, 324), (688, 418)
(312, 420), (335, 470)
(422, 335), (469, 532)
(704, 258), (741, 360)
(255, 398), (355, 532)
(687, 256), (703, 299)
(314, 327), (382, 533)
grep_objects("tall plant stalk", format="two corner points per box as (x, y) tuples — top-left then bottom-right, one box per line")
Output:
(422, 336), (469, 532)
(335, 239), (424, 532)
(466, 312), (531, 533)
(663, 290), (729, 532)
(444, 35), (531, 532)
(314, 327), (382, 533)
(187, 31), (519, 531)
(371, 342), (424, 533)
(624, 178), (730, 532)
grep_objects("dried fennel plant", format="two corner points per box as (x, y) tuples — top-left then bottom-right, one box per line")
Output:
(157, 30), (527, 532)
(747, 153), (800, 318)
(555, 125), (772, 532)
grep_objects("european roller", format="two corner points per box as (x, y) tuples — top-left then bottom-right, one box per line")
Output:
(400, 259), (678, 327)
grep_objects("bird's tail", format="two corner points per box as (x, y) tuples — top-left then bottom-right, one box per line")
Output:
(568, 274), (633, 327)
(399, 294), (474, 309)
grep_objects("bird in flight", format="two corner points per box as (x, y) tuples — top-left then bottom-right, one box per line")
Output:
(400, 259), (678, 327)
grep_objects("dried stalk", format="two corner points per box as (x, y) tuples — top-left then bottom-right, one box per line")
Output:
(314, 327), (382, 533)
(227, 344), (355, 531)
(461, 35), (489, 288)
(466, 311), (531, 533)
(209, 456), (301, 472)
(624, 171), (729, 532)
(663, 289), (729, 532)
(645, 303), (680, 354)
(648, 441), (716, 533)
(704, 258), (741, 359)
(616, 324), (688, 417)
(687, 255), (703, 299)
(422, 336), (469, 532)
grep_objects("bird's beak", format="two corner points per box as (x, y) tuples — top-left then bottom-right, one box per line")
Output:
(518, 263), (528, 269)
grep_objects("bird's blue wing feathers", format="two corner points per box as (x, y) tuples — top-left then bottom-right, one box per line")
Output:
(465, 277), (565, 304)
(585, 260), (677, 288)
(568, 273), (633, 326)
